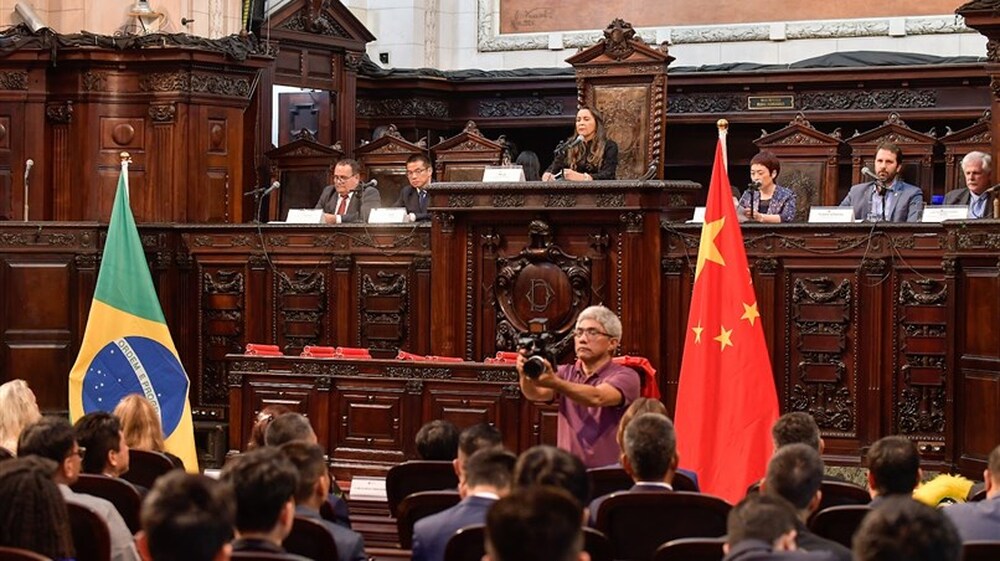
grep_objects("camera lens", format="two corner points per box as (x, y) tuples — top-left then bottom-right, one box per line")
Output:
(523, 356), (545, 378)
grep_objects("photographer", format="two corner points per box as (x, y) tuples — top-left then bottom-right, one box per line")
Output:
(517, 306), (640, 468)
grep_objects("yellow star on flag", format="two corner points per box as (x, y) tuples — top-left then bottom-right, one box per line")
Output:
(695, 217), (726, 280)
(741, 302), (760, 327)
(692, 324), (704, 343)
(714, 326), (734, 350)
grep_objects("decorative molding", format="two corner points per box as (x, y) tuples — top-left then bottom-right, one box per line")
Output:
(140, 72), (252, 98)
(82, 71), (108, 92)
(448, 194), (475, 208)
(595, 193), (625, 207)
(148, 103), (177, 122)
(545, 193), (577, 207)
(0, 71), (27, 90)
(492, 194), (525, 208)
(799, 89), (936, 111)
(478, 98), (564, 118)
(279, 4), (352, 37)
(46, 101), (74, 124)
(356, 98), (449, 119)
(620, 211), (643, 233)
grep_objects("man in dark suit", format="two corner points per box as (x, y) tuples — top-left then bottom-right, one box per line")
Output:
(854, 496), (961, 561)
(315, 158), (381, 224)
(485, 486), (588, 561)
(395, 153), (433, 222)
(760, 444), (851, 561)
(943, 151), (995, 219)
(771, 412), (860, 488)
(453, 423), (503, 494)
(137, 471), (234, 561)
(412, 447), (517, 561)
(280, 442), (367, 561)
(840, 142), (923, 222)
(73, 411), (147, 496)
(866, 435), (921, 507)
(588, 412), (677, 525)
(943, 443), (1000, 541)
(723, 494), (836, 561)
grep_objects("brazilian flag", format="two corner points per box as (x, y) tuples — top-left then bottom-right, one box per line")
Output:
(69, 164), (198, 472)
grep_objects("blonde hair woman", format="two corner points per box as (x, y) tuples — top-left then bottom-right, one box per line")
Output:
(113, 393), (183, 467)
(0, 379), (42, 455)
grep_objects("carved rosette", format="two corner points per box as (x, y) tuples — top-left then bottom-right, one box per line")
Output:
(448, 195), (474, 208)
(620, 211), (643, 233)
(46, 101), (74, 124)
(0, 71), (27, 90)
(438, 213), (456, 235)
(754, 258), (778, 275)
(661, 258), (684, 274)
(595, 193), (625, 207)
(544, 194), (576, 207)
(478, 98), (563, 118)
(492, 194), (525, 208)
(82, 71), (108, 92)
(345, 52), (364, 72)
(148, 103), (177, 122)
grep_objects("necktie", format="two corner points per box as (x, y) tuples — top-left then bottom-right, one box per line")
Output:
(419, 190), (428, 213)
(972, 196), (987, 219)
(336, 194), (349, 215)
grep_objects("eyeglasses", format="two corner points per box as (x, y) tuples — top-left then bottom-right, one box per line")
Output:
(68, 446), (86, 459)
(573, 327), (611, 339)
(405, 167), (429, 177)
(333, 175), (356, 183)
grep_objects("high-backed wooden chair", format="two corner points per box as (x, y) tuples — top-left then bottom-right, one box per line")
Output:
(653, 537), (726, 561)
(816, 480), (871, 512)
(396, 490), (461, 549)
(940, 109), (991, 194)
(847, 112), (938, 199)
(265, 135), (345, 222)
(588, 466), (699, 502)
(283, 516), (339, 561)
(70, 474), (142, 534)
(807, 505), (872, 548)
(0, 546), (52, 561)
(66, 502), (111, 561)
(430, 121), (504, 182)
(593, 491), (730, 561)
(122, 449), (178, 490)
(443, 524), (485, 561)
(385, 460), (458, 517)
(355, 124), (425, 209)
(963, 541), (1000, 561)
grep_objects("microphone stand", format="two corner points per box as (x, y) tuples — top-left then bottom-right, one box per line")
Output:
(22, 170), (29, 222)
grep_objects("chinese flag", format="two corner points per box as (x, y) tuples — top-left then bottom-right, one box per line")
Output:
(674, 137), (780, 503)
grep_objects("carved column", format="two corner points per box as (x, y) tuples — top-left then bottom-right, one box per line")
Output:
(956, 1), (1000, 177)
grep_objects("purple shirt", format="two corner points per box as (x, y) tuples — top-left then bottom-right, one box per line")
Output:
(556, 360), (640, 468)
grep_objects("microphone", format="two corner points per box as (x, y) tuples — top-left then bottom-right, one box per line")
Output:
(746, 180), (761, 190)
(24, 159), (33, 183)
(262, 180), (280, 197)
(244, 181), (280, 197)
(861, 166), (886, 194)
(358, 178), (378, 189)
(554, 134), (585, 154)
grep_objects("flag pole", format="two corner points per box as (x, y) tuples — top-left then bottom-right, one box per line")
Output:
(120, 151), (132, 204)
(717, 119), (729, 171)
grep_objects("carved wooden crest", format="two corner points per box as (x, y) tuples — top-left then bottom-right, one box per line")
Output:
(602, 18), (637, 61)
(355, 124), (423, 157)
(494, 221), (591, 356)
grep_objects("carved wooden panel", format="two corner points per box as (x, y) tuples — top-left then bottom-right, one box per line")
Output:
(334, 379), (409, 464)
(200, 265), (246, 406)
(776, 161), (823, 222)
(274, 267), (327, 354)
(358, 264), (409, 354)
(521, 400), (559, 450)
(426, 383), (502, 430)
(593, 84), (649, 180)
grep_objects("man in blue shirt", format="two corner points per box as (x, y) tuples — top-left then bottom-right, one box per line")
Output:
(944, 151), (995, 219)
(840, 142), (924, 222)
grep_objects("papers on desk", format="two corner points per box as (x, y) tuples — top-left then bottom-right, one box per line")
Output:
(349, 476), (387, 501)
(286, 208), (324, 224)
(921, 206), (968, 223)
(368, 207), (409, 224)
(482, 165), (525, 182)
(808, 207), (856, 223)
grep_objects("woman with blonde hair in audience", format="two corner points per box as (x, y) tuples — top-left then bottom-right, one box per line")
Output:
(0, 378), (42, 455)
(0, 455), (75, 560)
(247, 403), (291, 449)
(113, 393), (184, 468)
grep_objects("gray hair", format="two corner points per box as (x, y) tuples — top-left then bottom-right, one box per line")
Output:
(575, 305), (622, 339)
(961, 151), (992, 174)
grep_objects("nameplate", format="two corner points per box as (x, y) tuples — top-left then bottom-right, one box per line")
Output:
(748, 95), (794, 111)
(808, 207), (855, 223)
(368, 207), (409, 224)
(286, 208), (324, 224)
(921, 205), (968, 223)
(482, 165), (525, 182)
(687, 206), (706, 224)
(348, 476), (388, 501)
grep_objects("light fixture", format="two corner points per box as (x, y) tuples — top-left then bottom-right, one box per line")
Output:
(14, 2), (49, 33)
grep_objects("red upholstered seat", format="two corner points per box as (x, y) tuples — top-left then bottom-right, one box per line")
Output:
(653, 537), (726, 561)
(283, 516), (339, 561)
(807, 505), (872, 548)
(66, 502), (111, 561)
(396, 490), (461, 549)
(385, 460), (459, 517)
(70, 474), (142, 534)
(122, 449), (178, 490)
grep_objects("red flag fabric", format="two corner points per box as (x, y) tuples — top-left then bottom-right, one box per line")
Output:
(674, 137), (780, 504)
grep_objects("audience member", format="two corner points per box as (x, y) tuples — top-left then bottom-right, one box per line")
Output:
(265, 412), (318, 447)
(114, 394), (184, 468)
(615, 398), (699, 490)
(0, 378), (42, 455)
(412, 448), (517, 561)
(514, 445), (590, 510)
(219, 447), (309, 560)
(760, 444), (851, 561)
(839, 142), (923, 222)
(18, 416), (141, 561)
(0, 455), (75, 560)
(279, 442), (366, 561)
(485, 486), (587, 561)
(771, 412), (854, 485)
(247, 404), (291, 449)
(866, 436), (921, 506)
(853, 495), (961, 561)
(723, 494), (835, 561)
(137, 471), (234, 561)
(74, 411), (142, 495)
(415, 419), (459, 461)
(517, 305), (640, 467)
(454, 423), (503, 487)
(943, 443), (1000, 541)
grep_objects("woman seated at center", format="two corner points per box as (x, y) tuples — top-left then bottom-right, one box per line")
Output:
(542, 106), (619, 181)
(739, 150), (797, 223)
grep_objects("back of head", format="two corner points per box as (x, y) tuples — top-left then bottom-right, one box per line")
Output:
(279, 441), (327, 504)
(515, 151), (541, 181)
(464, 448), (517, 491)
(141, 471), (235, 561)
(248, 404), (291, 449)
(114, 394), (166, 452)
(74, 411), (123, 474)
(514, 445), (589, 506)
(264, 412), (316, 447)
(853, 496), (960, 561)
(17, 416), (75, 463)
(0, 455), (75, 559)
(220, 446), (298, 533)
(771, 412), (821, 451)
(764, 443), (823, 512)
(486, 486), (584, 561)
(616, 397), (667, 446)
(726, 494), (798, 547)
(415, 419), (459, 461)
(867, 436), (920, 495)
(988, 444), (1000, 483)
(623, 412), (676, 482)
(0, 379), (41, 450)
(458, 422), (503, 458)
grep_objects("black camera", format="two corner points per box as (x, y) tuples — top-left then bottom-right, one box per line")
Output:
(517, 332), (556, 379)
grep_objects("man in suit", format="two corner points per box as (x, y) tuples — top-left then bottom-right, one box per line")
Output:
(760, 444), (851, 561)
(588, 412), (677, 525)
(866, 435), (921, 507)
(315, 158), (381, 224)
(219, 447), (310, 560)
(73, 412), (142, 493)
(943, 443), (1000, 541)
(840, 142), (924, 222)
(453, 423), (503, 489)
(943, 150), (995, 219)
(395, 153), (433, 222)
(771, 412), (859, 488)
(18, 417), (141, 561)
(723, 494), (836, 561)
(485, 486), (588, 561)
(854, 496), (961, 561)
(415, 419), (459, 461)
(137, 471), (234, 561)
(279, 442), (367, 561)
(412, 447), (517, 561)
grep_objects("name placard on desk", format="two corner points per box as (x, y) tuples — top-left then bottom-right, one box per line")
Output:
(349, 476), (387, 501)
(808, 207), (855, 223)
(482, 165), (525, 182)
(921, 206), (968, 223)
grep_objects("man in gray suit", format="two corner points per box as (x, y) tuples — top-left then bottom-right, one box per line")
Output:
(315, 158), (381, 224)
(840, 142), (923, 222)
(943, 151), (996, 219)
(943, 444), (1000, 541)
